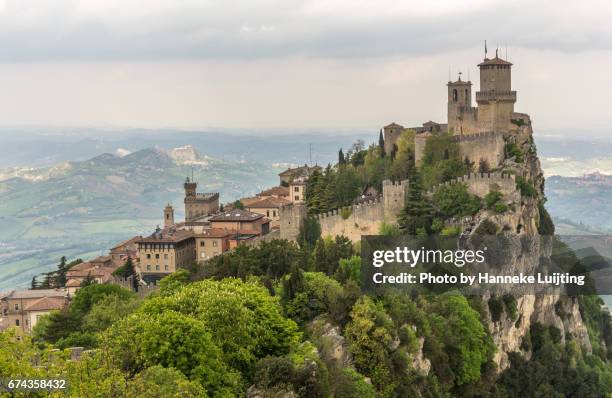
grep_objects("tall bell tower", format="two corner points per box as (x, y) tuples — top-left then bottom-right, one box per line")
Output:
(475, 48), (516, 132)
(447, 73), (477, 135)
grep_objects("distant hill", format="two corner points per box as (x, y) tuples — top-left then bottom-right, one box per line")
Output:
(0, 147), (281, 289)
(545, 172), (612, 233)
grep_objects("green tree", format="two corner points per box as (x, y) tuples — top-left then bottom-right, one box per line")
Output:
(378, 129), (386, 156)
(105, 311), (239, 397)
(433, 183), (482, 219)
(398, 169), (434, 234)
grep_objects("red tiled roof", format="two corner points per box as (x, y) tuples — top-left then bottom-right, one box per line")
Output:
(24, 296), (67, 312)
(258, 186), (289, 197)
(246, 197), (291, 209)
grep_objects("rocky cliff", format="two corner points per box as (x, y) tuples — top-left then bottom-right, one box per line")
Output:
(461, 117), (592, 370)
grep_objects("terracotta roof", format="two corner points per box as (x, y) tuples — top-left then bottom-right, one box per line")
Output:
(110, 236), (141, 252)
(137, 228), (194, 243)
(197, 228), (234, 238)
(258, 186), (289, 197)
(210, 209), (264, 222)
(24, 296), (67, 311)
(478, 56), (512, 66)
(7, 289), (68, 300)
(246, 197), (291, 209)
(384, 122), (404, 129)
(240, 197), (262, 206)
(278, 164), (321, 177)
(66, 279), (81, 287)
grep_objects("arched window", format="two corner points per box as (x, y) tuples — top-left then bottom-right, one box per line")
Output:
(465, 89), (468, 99)
(452, 89), (458, 102)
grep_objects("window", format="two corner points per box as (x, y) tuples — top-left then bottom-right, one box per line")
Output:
(295, 195), (299, 200)
(212, 241), (217, 247)
(294, 187), (299, 192)
(452, 89), (458, 102)
(156, 265), (160, 271)
(15, 319), (19, 326)
(147, 265), (151, 271)
(273, 211), (277, 217)
(266, 210), (270, 217)
(200, 241), (205, 247)
(155, 253), (160, 259)
(146, 254), (151, 259)
(164, 254), (168, 259)
(14, 304), (19, 310)
(164, 265), (169, 271)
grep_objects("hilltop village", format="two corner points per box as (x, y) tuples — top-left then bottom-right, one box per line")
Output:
(2, 51), (535, 334)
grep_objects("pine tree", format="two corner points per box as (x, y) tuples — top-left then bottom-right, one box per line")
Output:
(40, 272), (53, 289)
(379, 129), (386, 156)
(31, 276), (39, 290)
(338, 149), (346, 165)
(397, 169), (434, 234)
(55, 256), (67, 287)
(282, 265), (305, 302)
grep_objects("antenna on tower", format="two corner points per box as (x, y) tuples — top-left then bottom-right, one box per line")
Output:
(505, 45), (508, 60)
(308, 143), (313, 165)
(484, 40), (488, 58)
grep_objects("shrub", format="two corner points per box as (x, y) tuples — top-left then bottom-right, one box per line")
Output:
(433, 183), (482, 219)
(537, 202), (555, 235)
(516, 176), (536, 198)
(340, 207), (352, 220)
(494, 202), (508, 214)
(504, 142), (524, 163)
(475, 219), (498, 235)
(502, 294), (518, 321)
(484, 190), (503, 209)
(441, 225), (461, 237)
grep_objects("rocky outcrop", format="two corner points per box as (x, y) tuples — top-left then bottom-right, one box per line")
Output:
(306, 316), (352, 367)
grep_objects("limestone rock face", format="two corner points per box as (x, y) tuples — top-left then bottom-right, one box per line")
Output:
(411, 337), (431, 375)
(246, 385), (296, 398)
(465, 119), (592, 370)
(307, 316), (353, 367)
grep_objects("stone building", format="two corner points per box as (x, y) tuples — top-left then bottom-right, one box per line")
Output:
(278, 164), (322, 185)
(2, 289), (69, 334)
(195, 228), (233, 262)
(245, 196), (291, 228)
(136, 227), (196, 284)
(210, 209), (271, 236)
(163, 203), (175, 228)
(289, 177), (307, 204)
(183, 177), (219, 222)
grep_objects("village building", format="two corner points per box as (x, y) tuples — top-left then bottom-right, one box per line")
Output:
(209, 209), (271, 236)
(289, 177), (307, 204)
(245, 196), (291, 228)
(278, 164), (321, 185)
(258, 186), (290, 200)
(65, 255), (123, 294)
(136, 227), (196, 284)
(195, 228), (233, 262)
(1, 289), (69, 334)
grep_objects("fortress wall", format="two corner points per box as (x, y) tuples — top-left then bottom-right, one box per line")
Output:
(279, 204), (306, 241)
(427, 172), (519, 203)
(454, 131), (505, 168)
(316, 199), (384, 242)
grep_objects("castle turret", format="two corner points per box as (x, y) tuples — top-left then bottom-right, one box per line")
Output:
(447, 74), (477, 135)
(184, 177), (197, 199)
(183, 177), (220, 222)
(164, 203), (175, 228)
(475, 50), (516, 132)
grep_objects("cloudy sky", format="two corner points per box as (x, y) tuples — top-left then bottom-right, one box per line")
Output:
(0, 0), (611, 133)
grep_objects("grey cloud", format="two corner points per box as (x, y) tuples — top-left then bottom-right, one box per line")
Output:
(0, 0), (610, 61)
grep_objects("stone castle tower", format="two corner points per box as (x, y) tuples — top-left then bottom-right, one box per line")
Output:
(475, 51), (516, 132)
(447, 49), (516, 135)
(382, 180), (408, 221)
(183, 177), (220, 222)
(164, 203), (174, 228)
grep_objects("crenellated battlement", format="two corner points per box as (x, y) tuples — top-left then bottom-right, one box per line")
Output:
(426, 172), (519, 202)
(452, 130), (501, 142)
(315, 196), (382, 220)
